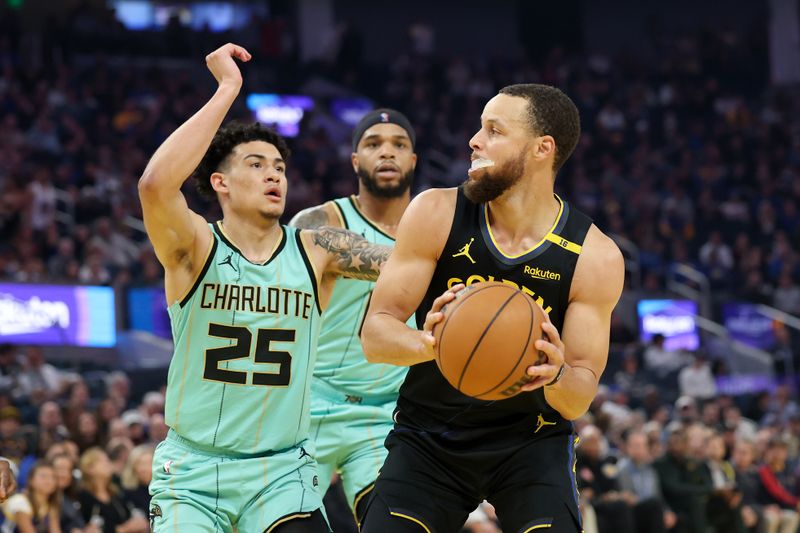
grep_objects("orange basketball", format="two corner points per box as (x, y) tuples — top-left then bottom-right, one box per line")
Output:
(432, 281), (547, 401)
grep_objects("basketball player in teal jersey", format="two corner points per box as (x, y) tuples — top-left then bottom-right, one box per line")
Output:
(360, 85), (625, 532)
(138, 43), (391, 533)
(289, 109), (417, 524)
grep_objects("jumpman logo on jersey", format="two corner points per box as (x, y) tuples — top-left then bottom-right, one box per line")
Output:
(452, 238), (476, 264)
(218, 253), (237, 272)
(535, 413), (557, 433)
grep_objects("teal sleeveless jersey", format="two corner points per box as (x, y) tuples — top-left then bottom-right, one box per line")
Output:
(165, 222), (322, 454)
(313, 197), (411, 397)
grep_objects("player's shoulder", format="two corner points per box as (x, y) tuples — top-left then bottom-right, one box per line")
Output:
(582, 224), (624, 266)
(288, 201), (341, 230)
(572, 224), (624, 303)
(404, 187), (458, 220)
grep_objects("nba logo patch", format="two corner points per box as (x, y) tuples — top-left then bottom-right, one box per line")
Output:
(380, 112), (389, 123)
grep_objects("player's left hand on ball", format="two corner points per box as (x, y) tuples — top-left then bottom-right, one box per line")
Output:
(521, 310), (565, 391)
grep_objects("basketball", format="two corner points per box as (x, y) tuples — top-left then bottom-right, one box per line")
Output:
(432, 281), (548, 401)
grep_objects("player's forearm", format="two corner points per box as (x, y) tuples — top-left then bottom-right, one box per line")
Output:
(362, 312), (431, 366)
(543, 364), (598, 420)
(139, 82), (240, 193)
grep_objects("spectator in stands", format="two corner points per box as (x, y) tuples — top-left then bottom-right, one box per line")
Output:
(0, 406), (30, 465)
(765, 386), (798, 426)
(63, 380), (92, 437)
(120, 445), (153, 518)
(106, 438), (133, 484)
(613, 353), (649, 408)
(33, 402), (69, 457)
(576, 425), (637, 533)
(724, 406), (759, 442)
(732, 440), (774, 533)
(773, 272), (800, 315)
(74, 412), (102, 453)
(705, 432), (751, 533)
(674, 396), (700, 426)
(644, 335), (689, 380)
(699, 230), (735, 288)
(120, 412), (145, 446)
(77, 447), (148, 533)
(104, 374), (131, 413)
(678, 353), (717, 401)
(95, 399), (120, 445)
(51, 452), (88, 533)
(146, 414), (167, 445)
(0, 345), (22, 399)
(2, 461), (65, 532)
(47, 237), (76, 280)
(756, 437), (800, 532)
(16, 346), (63, 404)
(617, 431), (677, 532)
(654, 428), (713, 533)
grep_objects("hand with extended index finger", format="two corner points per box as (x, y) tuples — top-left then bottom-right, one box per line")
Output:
(205, 43), (252, 87)
(520, 305), (566, 392)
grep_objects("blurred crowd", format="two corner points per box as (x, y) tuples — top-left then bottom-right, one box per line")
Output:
(0, 2), (799, 532)
(0, 344), (158, 532)
(1, 4), (799, 312)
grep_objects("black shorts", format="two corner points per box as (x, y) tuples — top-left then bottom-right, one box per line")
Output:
(360, 425), (582, 533)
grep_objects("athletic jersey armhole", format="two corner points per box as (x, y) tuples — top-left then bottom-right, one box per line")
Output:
(331, 199), (349, 229)
(294, 228), (323, 315)
(177, 235), (218, 308)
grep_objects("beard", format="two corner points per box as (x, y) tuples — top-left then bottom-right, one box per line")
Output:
(463, 152), (526, 204)
(357, 166), (414, 199)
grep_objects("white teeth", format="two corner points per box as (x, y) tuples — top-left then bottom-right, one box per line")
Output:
(470, 158), (494, 170)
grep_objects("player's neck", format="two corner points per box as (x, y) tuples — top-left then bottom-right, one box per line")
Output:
(353, 191), (410, 236)
(487, 177), (559, 243)
(219, 214), (283, 264)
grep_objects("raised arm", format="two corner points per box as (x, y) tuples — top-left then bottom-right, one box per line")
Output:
(523, 225), (625, 419)
(137, 43), (251, 303)
(359, 188), (455, 366)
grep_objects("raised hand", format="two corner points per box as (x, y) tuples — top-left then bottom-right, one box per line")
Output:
(205, 43), (252, 87)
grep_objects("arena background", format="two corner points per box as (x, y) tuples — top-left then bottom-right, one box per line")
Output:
(0, 0), (799, 531)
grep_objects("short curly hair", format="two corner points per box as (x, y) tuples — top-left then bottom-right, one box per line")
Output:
(498, 84), (580, 174)
(192, 122), (291, 200)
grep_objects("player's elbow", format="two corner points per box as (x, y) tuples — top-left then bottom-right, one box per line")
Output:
(360, 318), (380, 363)
(561, 405), (590, 421)
(137, 172), (160, 199)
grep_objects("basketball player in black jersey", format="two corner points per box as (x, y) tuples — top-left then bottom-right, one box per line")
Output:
(360, 84), (625, 532)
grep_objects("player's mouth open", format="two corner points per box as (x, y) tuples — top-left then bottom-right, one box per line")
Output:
(264, 189), (282, 200)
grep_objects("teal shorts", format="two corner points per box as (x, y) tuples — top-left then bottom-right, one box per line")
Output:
(310, 379), (397, 515)
(149, 430), (326, 532)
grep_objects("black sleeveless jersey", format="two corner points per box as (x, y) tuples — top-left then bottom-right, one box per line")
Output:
(398, 186), (593, 449)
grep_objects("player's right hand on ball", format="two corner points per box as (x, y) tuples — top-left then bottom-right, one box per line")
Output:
(420, 284), (466, 358)
(206, 43), (252, 87)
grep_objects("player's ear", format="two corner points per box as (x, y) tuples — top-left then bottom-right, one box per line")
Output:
(351, 152), (360, 174)
(410, 152), (418, 170)
(534, 135), (556, 162)
(210, 172), (227, 193)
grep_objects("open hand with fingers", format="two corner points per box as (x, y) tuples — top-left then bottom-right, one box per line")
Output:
(205, 43), (252, 88)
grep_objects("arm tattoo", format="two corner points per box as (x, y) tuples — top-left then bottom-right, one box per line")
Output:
(311, 227), (391, 281)
(289, 206), (330, 229)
